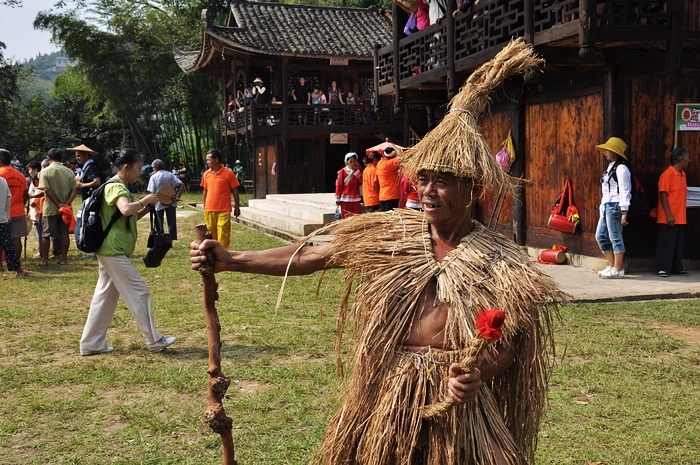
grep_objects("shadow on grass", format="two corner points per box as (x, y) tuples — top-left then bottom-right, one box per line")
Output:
(160, 344), (287, 362)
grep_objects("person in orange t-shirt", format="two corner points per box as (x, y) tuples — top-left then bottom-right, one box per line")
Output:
(376, 146), (401, 211)
(200, 149), (240, 249)
(362, 152), (380, 212)
(0, 149), (29, 258)
(656, 147), (690, 277)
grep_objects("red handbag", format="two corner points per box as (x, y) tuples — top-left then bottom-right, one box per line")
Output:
(548, 178), (580, 234)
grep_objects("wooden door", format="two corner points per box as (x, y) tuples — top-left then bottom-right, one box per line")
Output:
(525, 92), (604, 256)
(254, 141), (267, 198)
(266, 139), (278, 195)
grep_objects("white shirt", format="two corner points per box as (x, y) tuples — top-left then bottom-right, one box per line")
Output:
(147, 170), (183, 211)
(0, 177), (10, 224)
(601, 162), (632, 212)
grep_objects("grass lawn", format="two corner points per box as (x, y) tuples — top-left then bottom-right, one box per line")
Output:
(1, 198), (699, 464)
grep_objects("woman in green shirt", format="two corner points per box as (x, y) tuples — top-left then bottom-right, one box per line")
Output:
(79, 148), (176, 356)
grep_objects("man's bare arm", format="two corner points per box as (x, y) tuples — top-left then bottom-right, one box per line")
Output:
(191, 240), (333, 276)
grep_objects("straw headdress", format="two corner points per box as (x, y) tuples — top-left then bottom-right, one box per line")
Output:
(398, 38), (543, 194)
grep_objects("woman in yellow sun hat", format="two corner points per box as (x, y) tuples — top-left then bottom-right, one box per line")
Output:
(595, 137), (631, 279)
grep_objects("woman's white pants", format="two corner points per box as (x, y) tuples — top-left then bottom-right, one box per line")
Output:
(80, 254), (164, 353)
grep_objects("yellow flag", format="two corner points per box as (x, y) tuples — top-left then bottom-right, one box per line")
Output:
(502, 130), (516, 164)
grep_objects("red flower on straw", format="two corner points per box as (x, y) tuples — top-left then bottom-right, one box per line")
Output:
(476, 309), (506, 340)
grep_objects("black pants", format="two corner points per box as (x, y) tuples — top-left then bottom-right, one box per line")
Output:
(156, 206), (178, 241)
(656, 223), (686, 273)
(380, 199), (399, 212)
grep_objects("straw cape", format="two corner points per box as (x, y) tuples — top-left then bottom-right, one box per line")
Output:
(302, 210), (568, 464)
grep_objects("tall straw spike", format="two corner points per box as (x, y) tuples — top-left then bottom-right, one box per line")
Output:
(399, 38), (544, 195)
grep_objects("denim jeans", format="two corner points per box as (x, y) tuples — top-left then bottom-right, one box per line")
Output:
(595, 202), (625, 254)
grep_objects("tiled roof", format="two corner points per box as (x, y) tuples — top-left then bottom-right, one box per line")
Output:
(175, 1), (392, 72)
(173, 47), (202, 72)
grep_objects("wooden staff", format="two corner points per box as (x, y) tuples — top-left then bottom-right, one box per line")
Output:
(195, 224), (237, 465)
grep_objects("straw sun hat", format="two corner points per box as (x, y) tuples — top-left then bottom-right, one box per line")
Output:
(596, 137), (627, 160)
(66, 144), (98, 155)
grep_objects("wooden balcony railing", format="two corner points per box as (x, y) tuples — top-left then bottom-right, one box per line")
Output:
(221, 103), (401, 136)
(377, 0), (672, 94)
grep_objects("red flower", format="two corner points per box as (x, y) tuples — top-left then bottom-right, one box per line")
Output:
(476, 309), (506, 340)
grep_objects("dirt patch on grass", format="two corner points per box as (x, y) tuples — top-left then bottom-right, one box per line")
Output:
(649, 323), (700, 346)
(232, 379), (274, 395)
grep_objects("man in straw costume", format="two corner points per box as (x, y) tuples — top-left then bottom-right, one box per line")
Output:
(190, 38), (568, 465)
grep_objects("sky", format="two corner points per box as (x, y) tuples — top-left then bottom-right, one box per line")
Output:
(0, 0), (61, 62)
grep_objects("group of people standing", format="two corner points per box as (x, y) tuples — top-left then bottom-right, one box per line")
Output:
(335, 143), (416, 219)
(594, 136), (691, 279)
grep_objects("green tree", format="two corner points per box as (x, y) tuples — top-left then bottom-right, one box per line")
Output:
(34, 0), (229, 167)
(5, 95), (68, 158)
(0, 42), (24, 149)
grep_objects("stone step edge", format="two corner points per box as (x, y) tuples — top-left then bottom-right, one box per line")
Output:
(248, 198), (336, 222)
(238, 207), (324, 237)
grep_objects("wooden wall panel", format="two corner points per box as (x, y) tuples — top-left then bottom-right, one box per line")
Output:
(684, 0), (700, 32)
(525, 93), (604, 256)
(478, 110), (513, 235)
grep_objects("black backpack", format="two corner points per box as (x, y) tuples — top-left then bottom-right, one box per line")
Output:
(607, 160), (650, 216)
(76, 179), (123, 253)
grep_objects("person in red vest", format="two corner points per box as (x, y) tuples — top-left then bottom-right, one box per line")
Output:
(335, 152), (363, 218)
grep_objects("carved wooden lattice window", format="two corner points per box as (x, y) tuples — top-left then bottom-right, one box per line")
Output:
(455, 0), (525, 63)
(288, 140), (312, 166)
(398, 25), (448, 80)
(533, 0), (580, 33)
(358, 75), (374, 98)
(376, 49), (393, 88)
(288, 74), (321, 99)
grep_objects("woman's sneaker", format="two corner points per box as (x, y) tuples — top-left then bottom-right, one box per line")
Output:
(600, 268), (624, 279)
(147, 336), (177, 352)
(598, 265), (613, 277)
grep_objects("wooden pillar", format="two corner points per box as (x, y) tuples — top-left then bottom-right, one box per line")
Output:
(665, 0), (684, 76)
(603, 50), (622, 139)
(392, 1), (403, 114)
(373, 44), (380, 105)
(510, 79), (527, 246)
(578, 0), (595, 58)
(281, 57), (289, 198)
(524, 0), (534, 44)
(446, 0), (457, 99)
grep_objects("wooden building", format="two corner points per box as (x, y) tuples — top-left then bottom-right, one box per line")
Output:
(174, 1), (402, 198)
(377, 0), (700, 261)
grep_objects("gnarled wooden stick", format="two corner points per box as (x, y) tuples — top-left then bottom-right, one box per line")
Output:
(195, 224), (237, 465)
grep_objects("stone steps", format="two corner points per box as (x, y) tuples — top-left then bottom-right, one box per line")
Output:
(237, 193), (337, 241)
